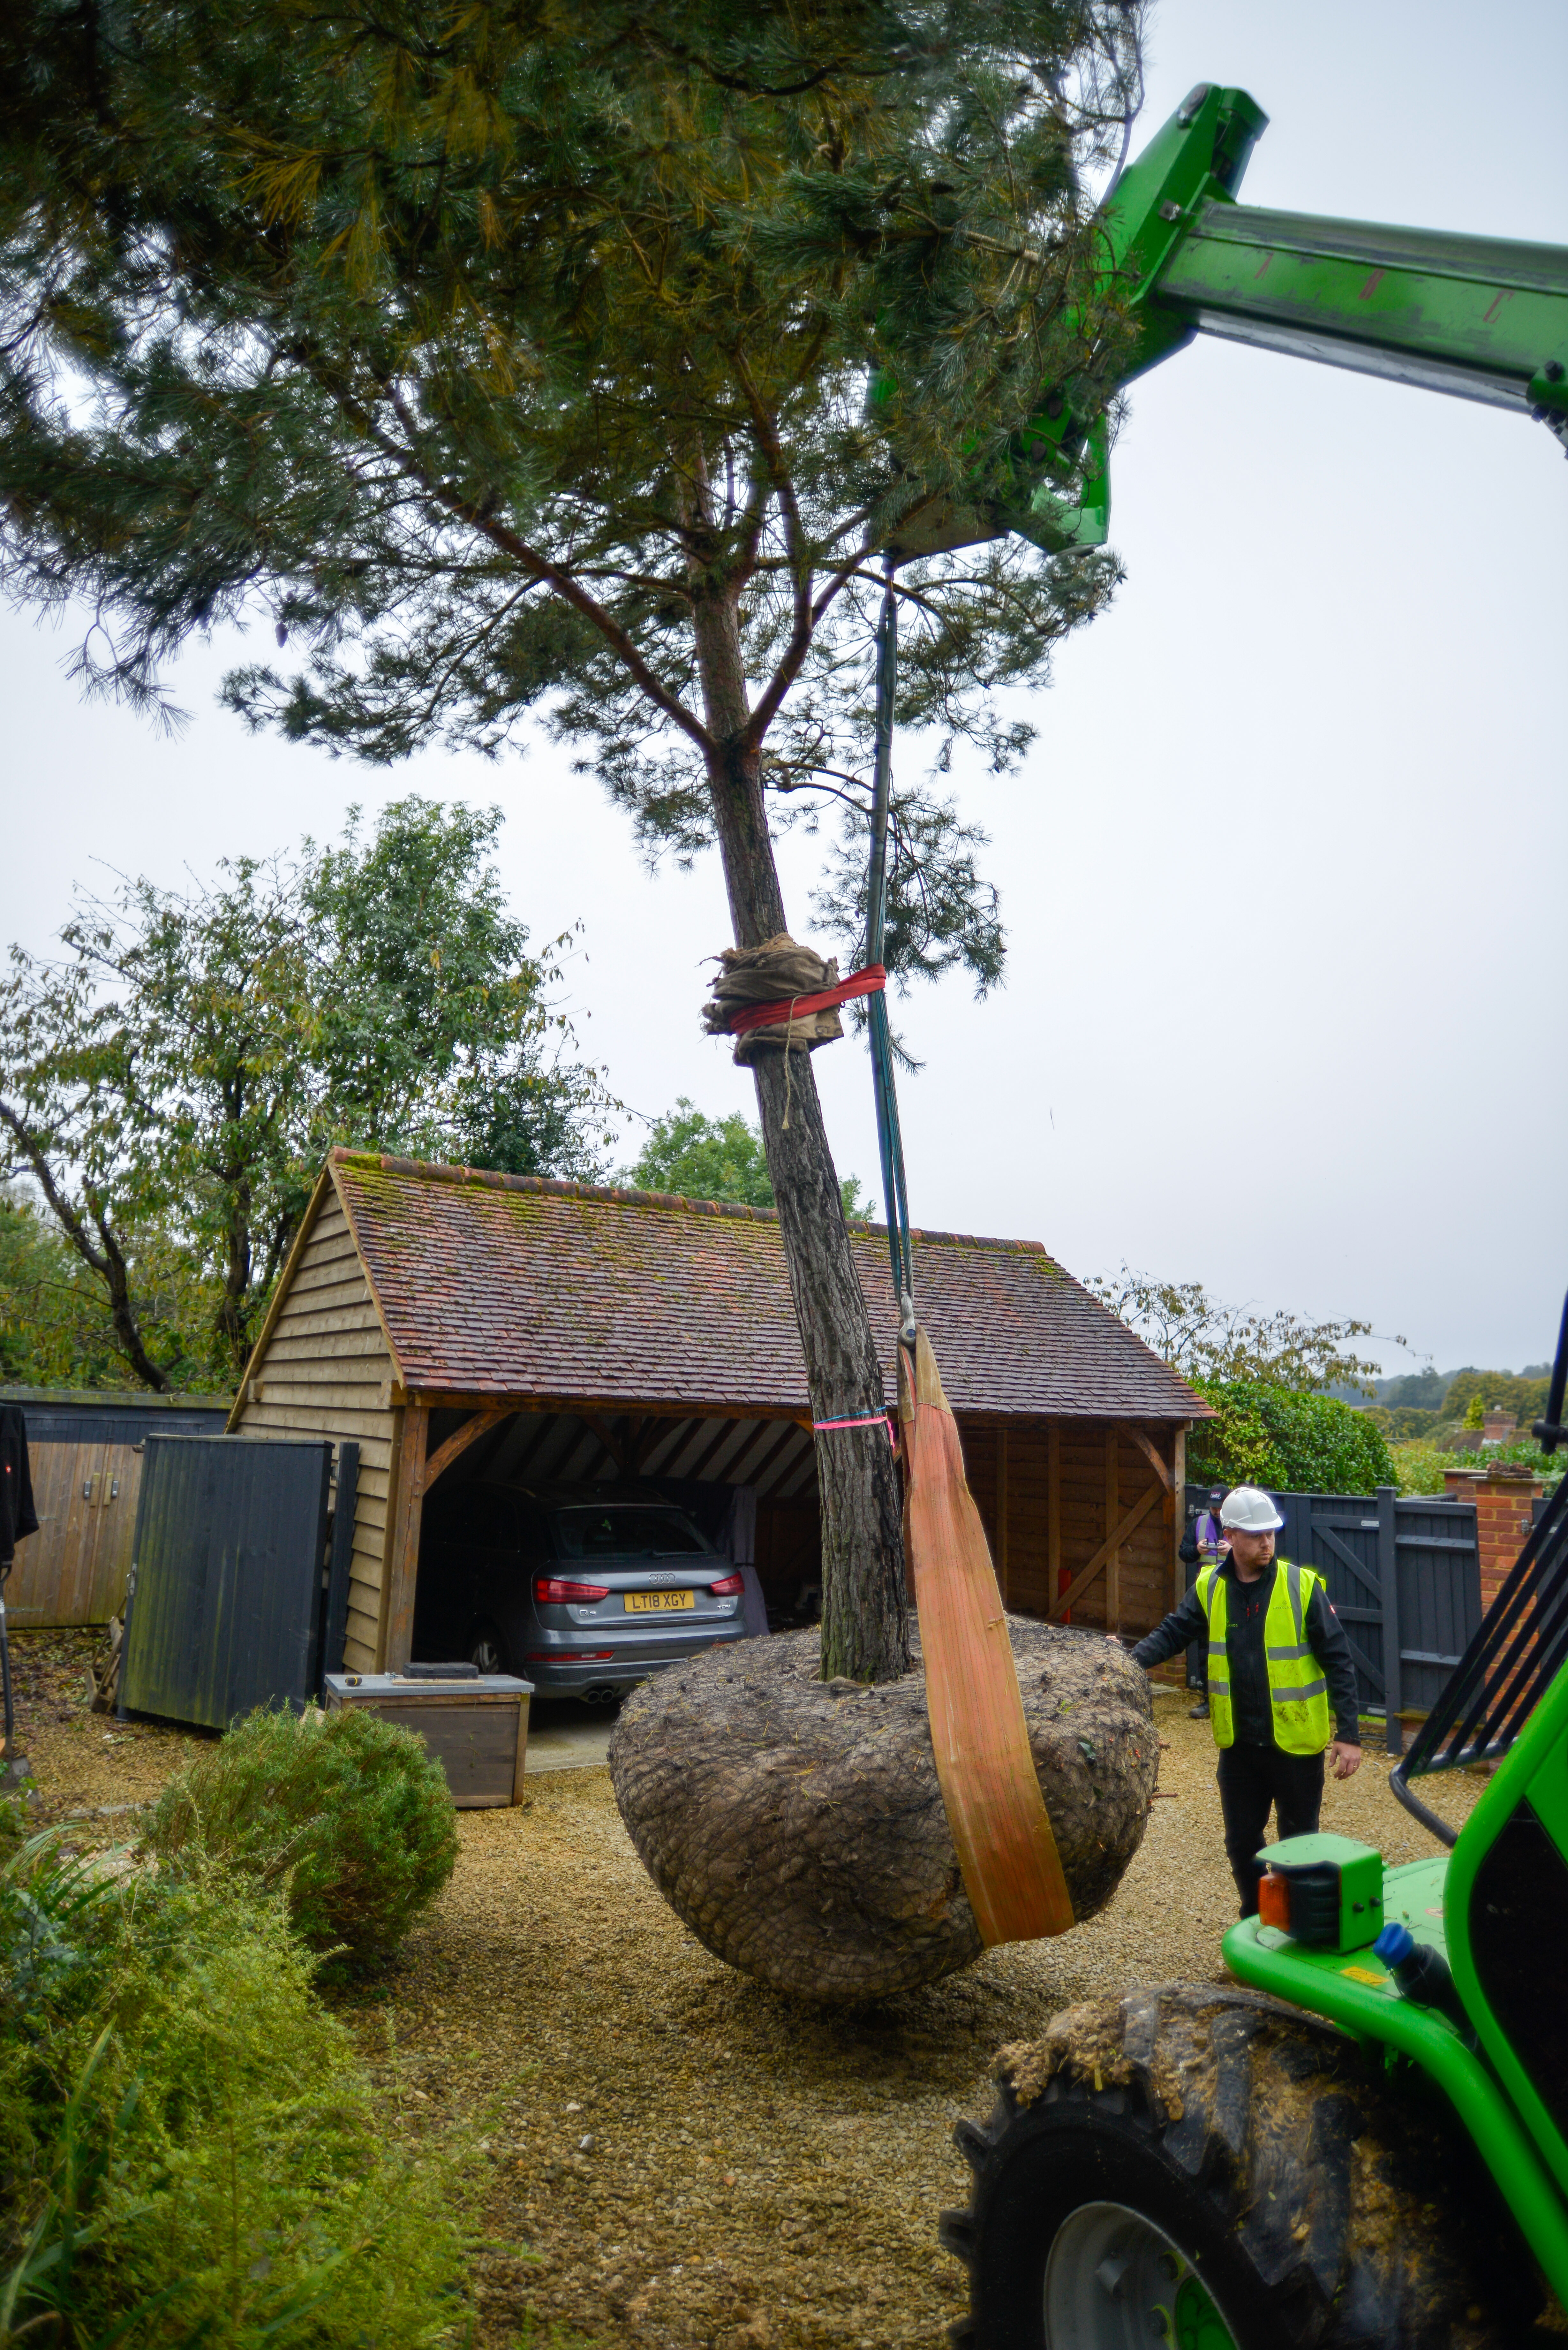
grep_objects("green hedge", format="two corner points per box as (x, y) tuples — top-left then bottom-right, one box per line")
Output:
(1188, 1380), (1398, 1496)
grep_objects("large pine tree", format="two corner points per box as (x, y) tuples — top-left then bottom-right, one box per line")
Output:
(0, 0), (1141, 1679)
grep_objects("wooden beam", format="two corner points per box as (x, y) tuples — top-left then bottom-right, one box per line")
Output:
(1048, 1424), (1062, 1611)
(383, 1402), (428, 1671)
(418, 1406), (510, 1498)
(1171, 1427), (1187, 1610)
(1125, 1423), (1173, 1492)
(679, 1419), (749, 1484)
(1105, 1428), (1121, 1633)
(407, 1387), (812, 1428)
(995, 1424), (1010, 1605)
(1048, 1480), (1162, 1622)
(737, 1420), (805, 1493)
(579, 1412), (631, 1475)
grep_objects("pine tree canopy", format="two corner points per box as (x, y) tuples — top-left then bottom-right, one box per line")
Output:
(0, 0), (1141, 988)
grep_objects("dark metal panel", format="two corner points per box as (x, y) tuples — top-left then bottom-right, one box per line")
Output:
(1301, 1496), (1388, 1712)
(120, 1436), (332, 1729)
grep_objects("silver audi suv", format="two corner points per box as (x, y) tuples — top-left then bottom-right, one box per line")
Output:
(414, 1481), (750, 1701)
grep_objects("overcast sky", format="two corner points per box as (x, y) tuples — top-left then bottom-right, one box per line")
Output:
(2, 0), (1564, 1378)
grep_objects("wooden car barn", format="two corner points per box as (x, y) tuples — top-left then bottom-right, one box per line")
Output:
(229, 1148), (1207, 1673)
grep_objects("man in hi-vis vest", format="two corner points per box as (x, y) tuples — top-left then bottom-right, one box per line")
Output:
(1117, 1485), (1362, 1916)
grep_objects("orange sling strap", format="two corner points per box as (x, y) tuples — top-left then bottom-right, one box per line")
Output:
(897, 1330), (1075, 1944)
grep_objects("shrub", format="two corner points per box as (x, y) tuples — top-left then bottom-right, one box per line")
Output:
(1, 1830), (475, 2349)
(1188, 1381), (1399, 1495)
(142, 1705), (458, 1964)
(1391, 1439), (1565, 1497)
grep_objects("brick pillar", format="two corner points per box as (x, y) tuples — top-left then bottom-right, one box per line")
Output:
(1444, 1467), (1544, 1610)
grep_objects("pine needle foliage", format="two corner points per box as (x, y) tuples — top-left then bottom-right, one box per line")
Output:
(142, 1706), (460, 1967)
(0, 0), (1142, 989)
(0, 0), (1148, 1673)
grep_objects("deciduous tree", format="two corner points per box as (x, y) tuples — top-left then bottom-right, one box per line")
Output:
(622, 1096), (869, 1217)
(0, 800), (615, 1388)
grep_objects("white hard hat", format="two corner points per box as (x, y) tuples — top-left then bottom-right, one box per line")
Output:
(1219, 1485), (1284, 1533)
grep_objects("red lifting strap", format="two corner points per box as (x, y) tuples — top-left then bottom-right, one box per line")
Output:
(723, 962), (886, 1035)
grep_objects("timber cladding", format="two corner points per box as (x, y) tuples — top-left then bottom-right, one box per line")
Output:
(227, 1184), (397, 1672)
(228, 1149), (1206, 1671)
(958, 1418), (1184, 1634)
(1, 1388), (232, 1630)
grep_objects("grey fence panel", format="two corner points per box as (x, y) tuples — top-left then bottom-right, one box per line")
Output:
(1184, 1482), (1482, 1752)
(120, 1435), (332, 1730)
(1393, 1498), (1484, 1715)
(1295, 1496), (1390, 1714)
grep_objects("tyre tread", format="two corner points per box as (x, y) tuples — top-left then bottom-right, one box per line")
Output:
(949, 1981), (1529, 2350)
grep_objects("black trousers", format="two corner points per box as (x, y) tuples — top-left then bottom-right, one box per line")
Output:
(1217, 1743), (1325, 1916)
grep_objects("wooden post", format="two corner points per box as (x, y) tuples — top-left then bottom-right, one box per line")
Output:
(1172, 1427), (1187, 1610)
(1047, 1424), (1062, 1613)
(1105, 1427), (1120, 1633)
(1378, 1482), (1402, 1756)
(383, 1402), (429, 1671)
(995, 1424), (1010, 1604)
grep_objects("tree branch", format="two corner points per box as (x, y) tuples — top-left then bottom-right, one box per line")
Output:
(315, 366), (717, 758)
(0, 1098), (171, 1390)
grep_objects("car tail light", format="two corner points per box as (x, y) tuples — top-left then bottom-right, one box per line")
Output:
(708, 1572), (745, 1596)
(534, 1575), (610, 1604)
(531, 1649), (614, 1661)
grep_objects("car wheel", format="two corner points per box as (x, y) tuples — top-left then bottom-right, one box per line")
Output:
(467, 1620), (510, 1677)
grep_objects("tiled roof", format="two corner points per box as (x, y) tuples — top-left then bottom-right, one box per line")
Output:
(326, 1150), (1206, 1422)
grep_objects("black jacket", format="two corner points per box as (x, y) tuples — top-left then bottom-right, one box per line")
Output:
(0, 1405), (38, 1561)
(1132, 1555), (1360, 1748)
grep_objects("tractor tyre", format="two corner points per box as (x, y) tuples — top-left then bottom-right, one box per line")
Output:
(941, 1982), (1537, 2350)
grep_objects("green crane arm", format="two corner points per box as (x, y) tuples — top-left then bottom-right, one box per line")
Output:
(981, 81), (1568, 558)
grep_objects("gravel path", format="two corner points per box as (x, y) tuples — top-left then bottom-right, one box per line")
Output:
(376, 1688), (1482, 2350)
(7, 1634), (1486, 2350)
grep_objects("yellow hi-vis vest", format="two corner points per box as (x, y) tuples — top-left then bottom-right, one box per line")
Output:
(1196, 1558), (1332, 1755)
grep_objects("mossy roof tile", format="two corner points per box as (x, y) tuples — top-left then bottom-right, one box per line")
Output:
(325, 1149), (1203, 1419)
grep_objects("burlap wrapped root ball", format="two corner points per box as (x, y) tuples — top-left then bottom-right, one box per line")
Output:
(608, 1618), (1157, 2000)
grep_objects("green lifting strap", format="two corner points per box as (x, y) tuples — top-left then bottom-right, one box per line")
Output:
(865, 557), (916, 1347)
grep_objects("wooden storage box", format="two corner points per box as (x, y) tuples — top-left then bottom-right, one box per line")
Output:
(323, 1671), (532, 1807)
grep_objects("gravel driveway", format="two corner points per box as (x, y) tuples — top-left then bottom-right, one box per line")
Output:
(378, 1686), (1481, 2350)
(9, 1634), (1484, 2350)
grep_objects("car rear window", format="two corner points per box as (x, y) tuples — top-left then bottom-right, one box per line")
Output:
(553, 1507), (708, 1560)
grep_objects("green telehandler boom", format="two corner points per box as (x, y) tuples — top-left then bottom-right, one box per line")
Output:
(923, 96), (1568, 2350)
(895, 79), (1568, 561)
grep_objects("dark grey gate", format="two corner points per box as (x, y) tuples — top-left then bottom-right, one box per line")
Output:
(120, 1436), (334, 1729)
(1184, 1483), (1484, 1753)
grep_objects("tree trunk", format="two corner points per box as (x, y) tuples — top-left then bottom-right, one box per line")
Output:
(692, 594), (909, 1683)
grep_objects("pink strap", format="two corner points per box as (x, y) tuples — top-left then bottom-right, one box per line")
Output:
(813, 1409), (896, 1445)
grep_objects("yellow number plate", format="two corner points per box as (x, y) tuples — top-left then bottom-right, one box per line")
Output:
(625, 1589), (696, 1614)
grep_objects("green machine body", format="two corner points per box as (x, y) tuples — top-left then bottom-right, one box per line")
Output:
(1256, 1831), (1385, 1951)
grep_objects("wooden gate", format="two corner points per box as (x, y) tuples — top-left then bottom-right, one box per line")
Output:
(10, 1441), (143, 1628)
(1, 1388), (234, 1628)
